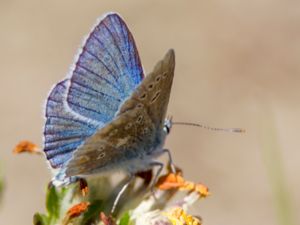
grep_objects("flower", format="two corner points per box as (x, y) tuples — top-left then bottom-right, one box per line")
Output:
(67, 202), (90, 219)
(164, 207), (202, 225)
(157, 173), (210, 198)
(32, 170), (209, 225)
(14, 139), (210, 225)
(13, 140), (41, 154)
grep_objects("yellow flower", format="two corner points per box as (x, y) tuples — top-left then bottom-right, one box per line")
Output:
(164, 207), (202, 225)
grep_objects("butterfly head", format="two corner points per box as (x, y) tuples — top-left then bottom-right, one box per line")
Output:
(163, 115), (173, 135)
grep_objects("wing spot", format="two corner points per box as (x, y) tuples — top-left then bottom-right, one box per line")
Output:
(148, 83), (154, 90)
(125, 122), (133, 130)
(162, 72), (168, 78)
(109, 129), (118, 136)
(98, 146), (105, 152)
(142, 127), (149, 135)
(140, 93), (147, 100)
(97, 152), (105, 159)
(151, 91), (161, 103)
(137, 103), (143, 108)
(137, 115), (143, 124)
(127, 138), (135, 146)
(155, 75), (162, 83)
(79, 155), (90, 163)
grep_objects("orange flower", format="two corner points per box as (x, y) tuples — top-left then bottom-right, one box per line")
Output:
(193, 183), (210, 198)
(156, 173), (210, 198)
(67, 202), (90, 219)
(156, 173), (185, 190)
(13, 140), (41, 154)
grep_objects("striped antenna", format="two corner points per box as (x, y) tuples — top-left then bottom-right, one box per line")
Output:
(172, 122), (245, 133)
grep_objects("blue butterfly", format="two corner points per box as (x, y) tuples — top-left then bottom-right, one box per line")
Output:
(43, 12), (175, 208)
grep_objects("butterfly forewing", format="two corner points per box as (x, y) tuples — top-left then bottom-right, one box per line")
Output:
(44, 13), (144, 170)
(118, 49), (175, 129)
(67, 13), (144, 124)
(65, 50), (175, 177)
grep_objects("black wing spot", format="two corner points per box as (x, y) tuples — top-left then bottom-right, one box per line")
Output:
(137, 115), (143, 124)
(148, 83), (154, 90)
(142, 127), (149, 135)
(140, 92), (147, 100)
(155, 75), (162, 83)
(136, 103), (143, 109)
(125, 122), (133, 130)
(98, 146), (105, 151)
(97, 152), (105, 159)
(151, 91), (161, 103)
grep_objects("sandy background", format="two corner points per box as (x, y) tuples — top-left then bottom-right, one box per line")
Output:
(0, 1), (299, 224)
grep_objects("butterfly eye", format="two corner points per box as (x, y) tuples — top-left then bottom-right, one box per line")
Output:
(163, 124), (170, 134)
(97, 152), (105, 159)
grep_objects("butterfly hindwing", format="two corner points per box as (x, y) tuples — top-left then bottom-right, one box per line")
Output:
(44, 79), (98, 168)
(65, 104), (156, 176)
(67, 13), (144, 124)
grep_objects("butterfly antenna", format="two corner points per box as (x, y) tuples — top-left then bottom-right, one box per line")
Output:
(172, 122), (245, 133)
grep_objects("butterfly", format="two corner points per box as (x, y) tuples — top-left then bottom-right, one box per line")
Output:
(43, 12), (176, 205)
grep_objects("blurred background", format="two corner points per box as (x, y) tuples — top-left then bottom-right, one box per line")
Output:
(0, 0), (299, 224)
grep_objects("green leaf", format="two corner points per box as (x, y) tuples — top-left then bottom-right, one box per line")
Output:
(119, 212), (130, 225)
(33, 213), (49, 225)
(46, 186), (60, 219)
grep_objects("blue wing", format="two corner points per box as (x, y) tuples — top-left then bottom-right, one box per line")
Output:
(43, 13), (144, 170)
(44, 79), (98, 168)
(67, 13), (144, 123)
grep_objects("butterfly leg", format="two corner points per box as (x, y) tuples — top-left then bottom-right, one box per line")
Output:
(111, 174), (134, 214)
(149, 161), (164, 196)
(162, 149), (176, 174)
